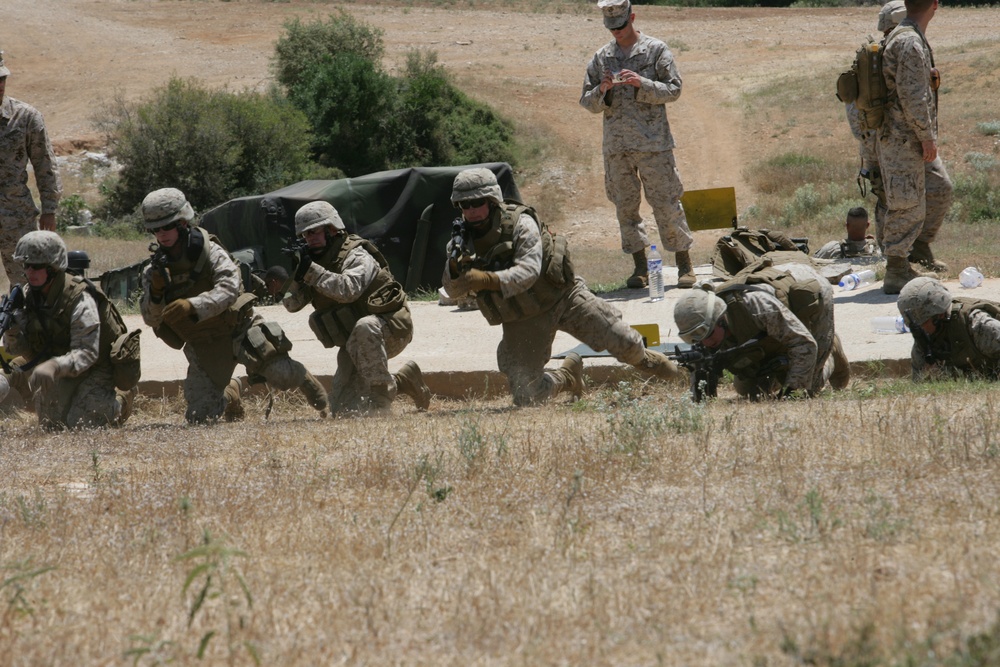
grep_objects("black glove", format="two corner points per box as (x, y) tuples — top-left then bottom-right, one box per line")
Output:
(293, 251), (312, 282)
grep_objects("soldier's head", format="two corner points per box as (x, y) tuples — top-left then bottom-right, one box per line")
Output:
(675, 286), (728, 348)
(897, 276), (952, 334)
(903, 0), (938, 18)
(142, 188), (194, 250)
(0, 51), (9, 101)
(878, 0), (907, 34)
(845, 206), (870, 241)
(264, 265), (290, 299)
(451, 168), (503, 228)
(67, 250), (91, 277)
(14, 231), (68, 292)
(295, 201), (345, 250)
(599, 0), (634, 40)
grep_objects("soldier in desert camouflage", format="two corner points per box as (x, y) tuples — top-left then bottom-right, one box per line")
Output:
(0, 51), (61, 291)
(877, 0), (953, 294)
(579, 0), (695, 290)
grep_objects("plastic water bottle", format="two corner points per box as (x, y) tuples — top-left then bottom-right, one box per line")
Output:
(870, 315), (909, 334)
(960, 266), (984, 289)
(839, 269), (877, 291)
(647, 245), (664, 302)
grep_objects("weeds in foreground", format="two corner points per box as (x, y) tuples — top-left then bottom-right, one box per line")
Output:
(1, 558), (56, 624)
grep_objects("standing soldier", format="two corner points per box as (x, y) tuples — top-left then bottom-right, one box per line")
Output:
(877, 0), (953, 294)
(672, 262), (850, 399)
(139, 188), (328, 423)
(442, 168), (683, 407)
(0, 51), (61, 291)
(0, 231), (137, 429)
(282, 201), (431, 415)
(579, 0), (695, 290)
(898, 277), (1000, 381)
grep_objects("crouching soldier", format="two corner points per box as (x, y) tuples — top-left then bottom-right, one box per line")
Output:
(442, 167), (683, 407)
(898, 276), (1000, 381)
(672, 261), (850, 399)
(140, 188), (327, 423)
(282, 201), (431, 415)
(0, 231), (138, 428)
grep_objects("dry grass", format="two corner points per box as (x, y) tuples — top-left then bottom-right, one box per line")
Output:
(3, 379), (1000, 665)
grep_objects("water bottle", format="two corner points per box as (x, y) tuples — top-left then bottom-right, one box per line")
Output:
(870, 315), (909, 334)
(839, 269), (877, 291)
(959, 266), (984, 289)
(647, 245), (664, 302)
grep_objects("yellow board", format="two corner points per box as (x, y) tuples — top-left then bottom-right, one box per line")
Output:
(680, 187), (737, 231)
(630, 323), (660, 348)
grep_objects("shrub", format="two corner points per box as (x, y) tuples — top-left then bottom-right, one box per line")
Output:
(95, 77), (313, 216)
(271, 11), (384, 92)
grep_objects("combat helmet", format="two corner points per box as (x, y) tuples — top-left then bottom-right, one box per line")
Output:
(674, 285), (727, 344)
(14, 231), (68, 272)
(0, 51), (10, 78)
(67, 250), (91, 277)
(451, 168), (503, 206)
(141, 188), (194, 231)
(878, 0), (906, 33)
(897, 276), (952, 326)
(295, 201), (345, 237)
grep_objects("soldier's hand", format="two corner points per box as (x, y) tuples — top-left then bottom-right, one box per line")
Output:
(28, 359), (61, 393)
(162, 298), (196, 327)
(462, 269), (500, 292)
(149, 269), (168, 298)
(293, 252), (313, 282)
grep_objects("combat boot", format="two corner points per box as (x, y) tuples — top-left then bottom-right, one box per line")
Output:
(115, 388), (137, 426)
(637, 349), (685, 382)
(829, 334), (851, 391)
(626, 250), (648, 289)
(675, 250), (696, 289)
(552, 352), (584, 400)
(223, 378), (245, 422)
(393, 361), (431, 411)
(883, 255), (932, 295)
(909, 239), (948, 273)
(299, 371), (329, 418)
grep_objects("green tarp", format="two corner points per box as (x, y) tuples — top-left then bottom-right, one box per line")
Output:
(199, 162), (521, 292)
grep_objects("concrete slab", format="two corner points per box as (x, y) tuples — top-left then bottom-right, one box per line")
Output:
(125, 266), (1000, 398)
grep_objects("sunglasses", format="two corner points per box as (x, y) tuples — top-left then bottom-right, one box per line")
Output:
(609, 20), (630, 31)
(154, 221), (180, 233)
(457, 198), (488, 210)
(25, 263), (49, 271)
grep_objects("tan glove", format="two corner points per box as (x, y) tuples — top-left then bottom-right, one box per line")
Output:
(149, 269), (169, 299)
(162, 298), (196, 327)
(458, 268), (501, 293)
(28, 359), (61, 393)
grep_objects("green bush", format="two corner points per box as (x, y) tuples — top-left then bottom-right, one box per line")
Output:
(96, 77), (313, 216)
(272, 12), (385, 92)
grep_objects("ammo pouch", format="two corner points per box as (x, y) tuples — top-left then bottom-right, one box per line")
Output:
(785, 279), (824, 332)
(237, 321), (293, 374)
(543, 234), (574, 287)
(154, 323), (185, 350)
(367, 281), (406, 314)
(110, 329), (142, 391)
(309, 307), (359, 349)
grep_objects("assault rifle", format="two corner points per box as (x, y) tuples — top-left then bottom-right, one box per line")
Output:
(903, 309), (938, 366)
(0, 284), (25, 374)
(668, 336), (776, 402)
(448, 218), (474, 279)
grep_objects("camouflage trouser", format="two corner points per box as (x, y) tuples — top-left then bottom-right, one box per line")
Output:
(604, 150), (693, 255)
(497, 278), (645, 406)
(0, 215), (37, 292)
(1, 363), (121, 429)
(876, 135), (954, 258)
(328, 314), (412, 414)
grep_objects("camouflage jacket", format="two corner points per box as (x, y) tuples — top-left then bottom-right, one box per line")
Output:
(881, 19), (937, 143)
(0, 96), (61, 220)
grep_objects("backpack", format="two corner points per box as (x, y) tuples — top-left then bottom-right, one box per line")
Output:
(717, 257), (826, 334)
(836, 27), (913, 133)
(711, 227), (809, 278)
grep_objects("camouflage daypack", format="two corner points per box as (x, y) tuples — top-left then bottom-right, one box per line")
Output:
(711, 227), (809, 279)
(836, 26), (915, 133)
(717, 257), (826, 334)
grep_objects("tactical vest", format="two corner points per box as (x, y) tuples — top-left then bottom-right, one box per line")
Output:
(154, 226), (255, 345)
(838, 237), (880, 259)
(305, 234), (410, 349)
(714, 287), (786, 382)
(921, 298), (1000, 377)
(470, 203), (575, 326)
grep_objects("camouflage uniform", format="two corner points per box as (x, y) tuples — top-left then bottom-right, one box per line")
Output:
(141, 230), (314, 423)
(876, 19), (953, 260)
(283, 240), (415, 414)
(0, 96), (61, 289)
(909, 301), (1000, 381)
(716, 263), (835, 397)
(580, 33), (693, 255)
(813, 236), (882, 262)
(443, 208), (654, 406)
(845, 102), (887, 246)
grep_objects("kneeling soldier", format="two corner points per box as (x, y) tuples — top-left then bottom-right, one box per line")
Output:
(282, 201), (431, 415)
(139, 188), (327, 423)
(0, 231), (137, 429)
